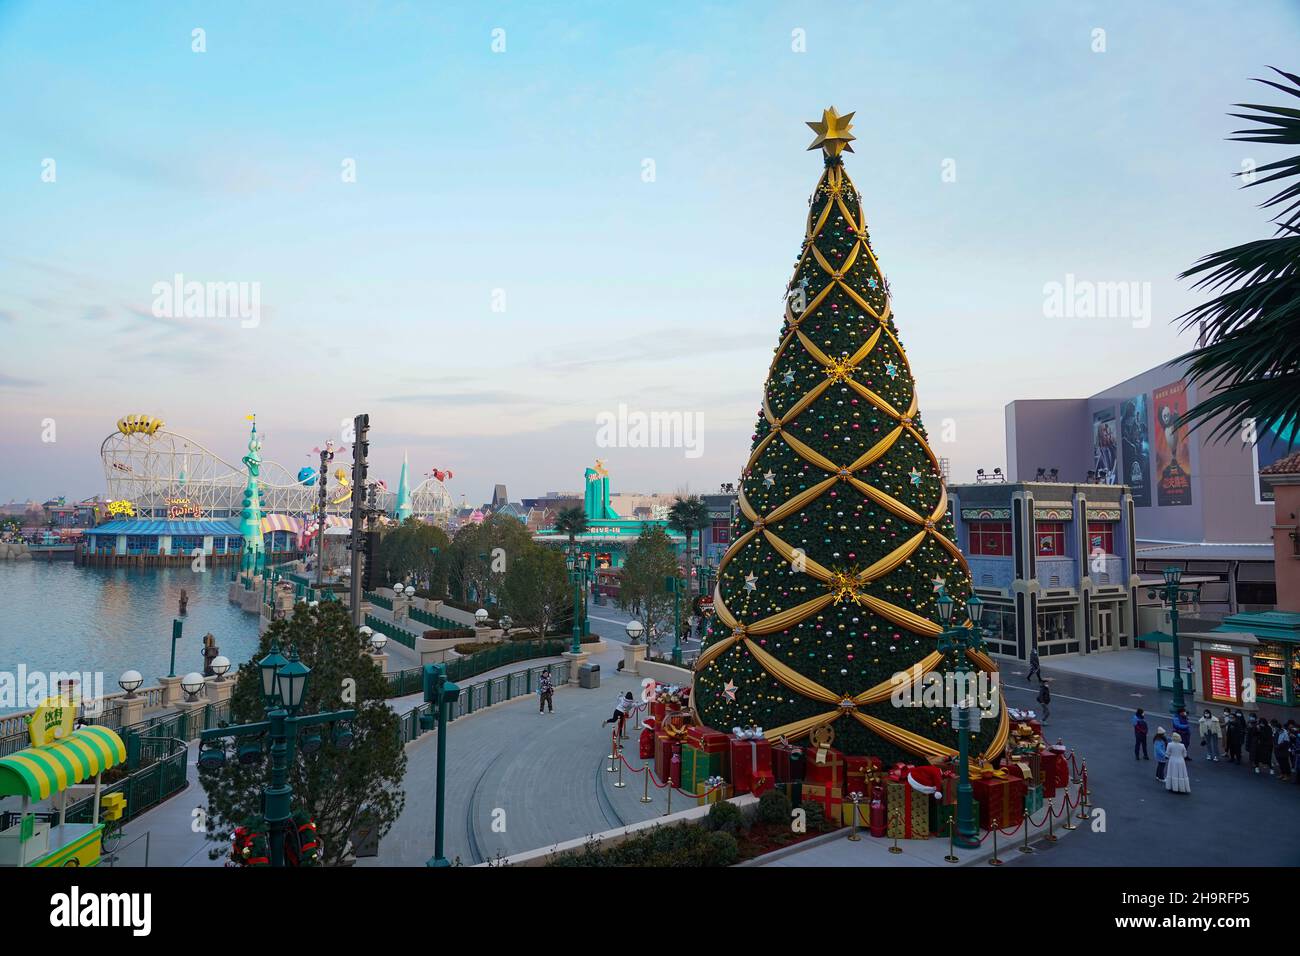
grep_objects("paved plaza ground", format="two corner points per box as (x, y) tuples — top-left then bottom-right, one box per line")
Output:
(117, 598), (1300, 867)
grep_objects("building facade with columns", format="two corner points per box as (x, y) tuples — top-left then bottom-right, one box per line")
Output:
(947, 480), (1137, 662)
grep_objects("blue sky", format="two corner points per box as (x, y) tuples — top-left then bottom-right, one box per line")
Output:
(2, 0), (1297, 505)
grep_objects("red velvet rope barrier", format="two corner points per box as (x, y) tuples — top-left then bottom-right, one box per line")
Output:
(615, 752), (732, 799)
(610, 737), (1092, 840)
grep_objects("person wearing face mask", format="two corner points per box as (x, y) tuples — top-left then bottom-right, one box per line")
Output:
(1198, 710), (1222, 762)
(1250, 715), (1274, 775)
(1223, 710), (1244, 765)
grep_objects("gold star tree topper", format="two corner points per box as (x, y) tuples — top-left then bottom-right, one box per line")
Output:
(806, 106), (856, 156)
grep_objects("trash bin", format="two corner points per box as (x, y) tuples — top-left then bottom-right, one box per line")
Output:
(579, 663), (600, 689)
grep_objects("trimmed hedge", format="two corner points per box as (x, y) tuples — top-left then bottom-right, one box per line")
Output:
(423, 627), (476, 642)
(546, 823), (738, 868)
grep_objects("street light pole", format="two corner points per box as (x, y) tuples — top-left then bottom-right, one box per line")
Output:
(315, 443), (333, 588)
(937, 589), (985, 850)
(421, 663), (461, 867)
(1150, 566), (1199, 715)
(168, 618), (183, 678)
(568, 548), (583, 656)
(198, 641), (355, 867)
(668, 574), (683, 666)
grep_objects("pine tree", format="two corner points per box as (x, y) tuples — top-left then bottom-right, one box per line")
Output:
(693, 108), (1007, 764)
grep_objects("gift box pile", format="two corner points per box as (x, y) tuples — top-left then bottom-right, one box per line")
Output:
(669, 723), (772, 797)
(996, 730), (1074, 812)
(1007, 708), (1043, 739)
(729, 726), (773, 796)
(969, 763), (1026, 830)
(681, 725), (729, 793)
(800, 733), (845, 820)
(649, 683), (690, 723)
(884, 763), (931, 839)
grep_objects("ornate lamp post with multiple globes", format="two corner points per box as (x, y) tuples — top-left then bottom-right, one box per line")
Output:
(198, 639), (356, 866)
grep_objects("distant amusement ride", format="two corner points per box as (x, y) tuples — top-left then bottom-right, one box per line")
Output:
(81, 414), (453, 566)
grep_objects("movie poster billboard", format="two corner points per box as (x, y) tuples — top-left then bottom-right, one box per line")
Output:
(1153, 381), (1192, 506)
(1091, 407), (1118, 484)
(1120, 394), (1151, 507)
(1253, 419), (1295, 503)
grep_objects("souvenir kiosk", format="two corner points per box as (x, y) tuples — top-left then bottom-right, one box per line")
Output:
(0, 699), (127, 867)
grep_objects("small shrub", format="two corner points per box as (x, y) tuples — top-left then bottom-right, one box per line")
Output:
(426, 628), (476, 642)
(704, 830), (739, 866)
(756, 788), (792, 826)
(706, 799), (744, 834)
(801, 799), (827, 831)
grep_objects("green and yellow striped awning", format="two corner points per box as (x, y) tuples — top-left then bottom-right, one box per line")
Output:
(0, 726), (127, 800)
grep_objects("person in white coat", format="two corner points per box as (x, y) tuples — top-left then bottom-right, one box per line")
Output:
(1165, 732), (1191, 794)
(1198, 710), (1222, 761)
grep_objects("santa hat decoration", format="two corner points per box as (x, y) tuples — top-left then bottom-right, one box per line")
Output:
(907, 765), (944, 800)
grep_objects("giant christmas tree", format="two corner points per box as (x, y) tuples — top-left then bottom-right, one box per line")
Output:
(693, 108), (1008, 764)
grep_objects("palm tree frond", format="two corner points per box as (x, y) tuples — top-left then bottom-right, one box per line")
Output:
(1176, 68), (1300, 446)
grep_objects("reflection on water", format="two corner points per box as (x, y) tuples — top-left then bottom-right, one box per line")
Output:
(0, 560), (260, 713)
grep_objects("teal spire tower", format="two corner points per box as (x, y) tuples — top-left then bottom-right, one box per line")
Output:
(239, 415), (265, 573)
(395, 451), (413, 522)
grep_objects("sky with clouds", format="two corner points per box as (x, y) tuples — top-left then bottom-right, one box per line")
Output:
(1, 0), (1297, 506)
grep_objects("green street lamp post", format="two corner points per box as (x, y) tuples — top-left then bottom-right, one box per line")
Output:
(420, 663), (461, 867)
(168, 618), (183, 678)
(1149, 566), (1199, 715)
(567, 548), (583, 655)
(936, 589), (986, 850)
(198, 639), (355, 867)
(581, 552), (592, 637)
(666, 573), (684, 666)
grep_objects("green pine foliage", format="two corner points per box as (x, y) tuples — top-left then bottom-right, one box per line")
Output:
(198, 601), (406, 866)
(694, 151), (999, 763)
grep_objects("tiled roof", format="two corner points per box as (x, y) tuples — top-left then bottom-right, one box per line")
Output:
(1259, 450), (1300, 476)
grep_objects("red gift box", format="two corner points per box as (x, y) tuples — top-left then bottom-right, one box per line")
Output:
(728, 734), (773, 796)
(686, 725), (729, 752)
(639, 725), (655, 760)
(1039, 750), (1067, 796)
(844, 755), (883, 798)
(936, 765), (958, 806)
(654, 732), (681, 785)
(970, 769), (1026, 831)
(650, 701), (667, 723)
(804, 746), (844, 788)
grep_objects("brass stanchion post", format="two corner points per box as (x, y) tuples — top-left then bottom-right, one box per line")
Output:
(848, 792), (862, 842)
(944, 815), (959, 863)
(989, 817), (1003, 866)
(1061, 792), (1077, 831)
(888, 806), (903, 854)
(640, 769), (652, 804)
(614, 755), (626, 789)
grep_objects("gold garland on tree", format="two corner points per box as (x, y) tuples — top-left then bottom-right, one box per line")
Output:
(693, 108), (1008, 763)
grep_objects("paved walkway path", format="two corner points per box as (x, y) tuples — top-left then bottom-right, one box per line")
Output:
(360, 641), (685, 867)
(114, 652), (570, 866)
